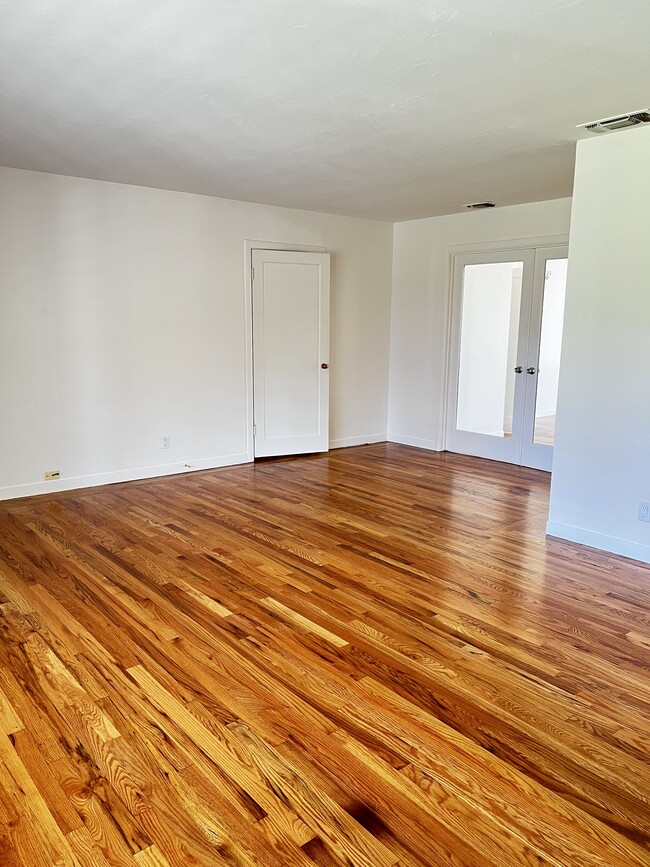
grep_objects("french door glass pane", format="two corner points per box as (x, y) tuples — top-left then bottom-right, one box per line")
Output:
(533, 258), (568, 445)
(456, 262), (523, 437)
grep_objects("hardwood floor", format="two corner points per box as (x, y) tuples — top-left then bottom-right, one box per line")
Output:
(0, 443), (648, 866)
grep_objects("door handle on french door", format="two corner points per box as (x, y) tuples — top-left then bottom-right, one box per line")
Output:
(526, 367), (537, 374)
(514, 366), (523, 374)
(321, 363), (329, 369)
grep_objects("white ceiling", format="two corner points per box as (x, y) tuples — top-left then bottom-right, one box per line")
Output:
(1, 0), (649, 221)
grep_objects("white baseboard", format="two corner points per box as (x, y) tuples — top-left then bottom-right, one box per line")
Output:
(387, 433), (441, 451)
(546, 520), (650, 565)
(0, 452), (252, 502)
(329, 434), (386, 449)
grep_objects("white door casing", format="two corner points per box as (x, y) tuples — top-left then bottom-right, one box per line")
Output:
(252, 249), (330, 457)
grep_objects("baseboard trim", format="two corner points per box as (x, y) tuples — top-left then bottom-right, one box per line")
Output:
(329, 434), (386, 449)
(387, 433), (441, 451)
(546, 520), (650, 565)
(0, 452), (252, 503)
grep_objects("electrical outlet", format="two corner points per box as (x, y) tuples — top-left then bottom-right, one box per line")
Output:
(44, 470), (60, 481)
(161, 435), (171, 449)
(638, 501), (650, 523)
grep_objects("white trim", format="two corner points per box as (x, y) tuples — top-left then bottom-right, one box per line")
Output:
(387, 432), (441, 451)
(445, 234), (570, 256)
(0, 453), (251, 502)
(330, 434), (386, 449)
(546, 521), (650, 565)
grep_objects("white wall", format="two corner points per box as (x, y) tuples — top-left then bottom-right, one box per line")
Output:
(548, 127), (650, 564)
(388, 198), (572, 450)
(0, 167), (392, 500)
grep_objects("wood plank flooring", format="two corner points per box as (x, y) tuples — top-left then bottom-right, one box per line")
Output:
(0, 443), (649, 866)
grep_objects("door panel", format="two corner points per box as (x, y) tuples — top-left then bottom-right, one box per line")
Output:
(520, 248), (569, 470)
(252, 250), (330, 457)
(446, 250), (535, 464)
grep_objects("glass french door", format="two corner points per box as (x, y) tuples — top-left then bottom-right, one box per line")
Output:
(446, 246), (568, 471)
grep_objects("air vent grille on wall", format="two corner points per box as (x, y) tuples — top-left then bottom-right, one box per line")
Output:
(578, 110), (650, 134)
(465, 201), (496, 210)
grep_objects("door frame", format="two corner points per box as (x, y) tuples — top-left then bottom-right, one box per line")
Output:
(243, 240), (327, 462)
(441, 234), (569, 465)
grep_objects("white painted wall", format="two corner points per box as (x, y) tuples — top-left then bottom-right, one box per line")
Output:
(548, 127), (650, 563)
(388, 198), (572, 450)
(0, 167), (392, 500)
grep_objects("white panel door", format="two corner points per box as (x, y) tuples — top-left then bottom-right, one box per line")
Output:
(520, 246), (569, 471)
(446, 246), (568, 470)
(252, 250), (330, 457)
(446, 250), (536, 464)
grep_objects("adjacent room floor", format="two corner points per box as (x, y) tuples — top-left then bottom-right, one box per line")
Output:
(0, 444), (648, 866)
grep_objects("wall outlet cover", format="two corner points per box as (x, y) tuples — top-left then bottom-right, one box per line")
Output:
(44, 470), (61, 480)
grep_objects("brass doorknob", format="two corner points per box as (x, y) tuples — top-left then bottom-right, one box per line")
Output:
(321, 363), (329, 369)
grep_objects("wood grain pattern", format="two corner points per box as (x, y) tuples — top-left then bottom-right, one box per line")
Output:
(0, 443), (648, 866)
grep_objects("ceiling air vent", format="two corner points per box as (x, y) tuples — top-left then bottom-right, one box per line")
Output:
(465, 201), (496, 210)
(578, 110), (650, 134)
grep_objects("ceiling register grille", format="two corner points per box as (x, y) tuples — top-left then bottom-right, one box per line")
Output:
(579, 110), (650, 133)
(465, 201), (496, 210)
